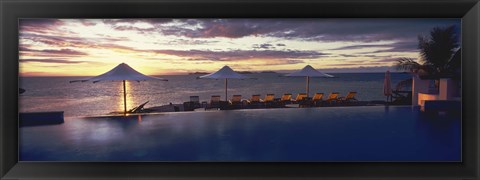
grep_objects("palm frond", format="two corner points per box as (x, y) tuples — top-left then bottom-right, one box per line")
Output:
(395, 57), (421, 72)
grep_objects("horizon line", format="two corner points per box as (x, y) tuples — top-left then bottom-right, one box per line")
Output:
(19, 71), (408, 78)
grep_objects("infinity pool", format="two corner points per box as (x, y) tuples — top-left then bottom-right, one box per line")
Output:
(19, 106), (461, 161)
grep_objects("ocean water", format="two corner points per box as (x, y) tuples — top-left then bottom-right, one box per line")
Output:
(19, 72), (411, 117)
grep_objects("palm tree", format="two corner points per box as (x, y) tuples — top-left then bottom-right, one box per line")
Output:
(396, 25), (460, 77)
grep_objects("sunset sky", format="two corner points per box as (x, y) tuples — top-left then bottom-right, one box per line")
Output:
(19, 18), (460, 76)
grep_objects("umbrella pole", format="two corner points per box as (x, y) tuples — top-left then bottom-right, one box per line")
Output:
(225, 78), (228, 101)
(306, 76), (310, 97)
(123, 80), (127, 115)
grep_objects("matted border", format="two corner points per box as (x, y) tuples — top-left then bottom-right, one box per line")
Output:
(1, 0), (479, 179)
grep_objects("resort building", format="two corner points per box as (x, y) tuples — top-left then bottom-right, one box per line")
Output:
(411, 49), (461, 112)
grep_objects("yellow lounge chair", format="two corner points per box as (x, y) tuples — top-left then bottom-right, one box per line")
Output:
(339, 92), (358, 103)
(263, 94), (275, 107)
(248, 94), (261, 104)
(208, 95), (222, 109)
(274, 93), (292, 107)
(292, 93), (307, 103)
(312, 93), (324, 101)
(291, 93), (308, 108)
(263, 94), (275, 103)
(312, 93), (324, 106)
(280, 93), (292, 102)
(229, 95), (242, 104)
(229, 95), (244, 109)
(245, 94), (262, 108)
(325, 92), (340, 104)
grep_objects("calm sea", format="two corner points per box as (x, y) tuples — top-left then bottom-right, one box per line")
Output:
(19, 72), (411, 117)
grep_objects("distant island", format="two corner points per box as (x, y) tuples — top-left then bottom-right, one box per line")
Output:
(236, 71), (254, 74)
(188, 72), (209, 75)
(237, 71), (278, 74)
(189, 70), (277, 75)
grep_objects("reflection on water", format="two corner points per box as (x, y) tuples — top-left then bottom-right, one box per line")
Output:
(116, 80), (136, 112)
(19, 106), (460, 161)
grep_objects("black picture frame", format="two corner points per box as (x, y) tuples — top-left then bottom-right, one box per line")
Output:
(1, 0), (479, 179)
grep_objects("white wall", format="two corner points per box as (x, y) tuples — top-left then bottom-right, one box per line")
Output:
(439, 78), (460, 100)
(415, 77), (461, 107)
(412, 75), (431, 106)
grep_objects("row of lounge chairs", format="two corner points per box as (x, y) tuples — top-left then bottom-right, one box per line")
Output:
(184, 92), (358, 110)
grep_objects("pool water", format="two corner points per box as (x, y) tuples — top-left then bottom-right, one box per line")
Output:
(19, 106), (461, 161)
